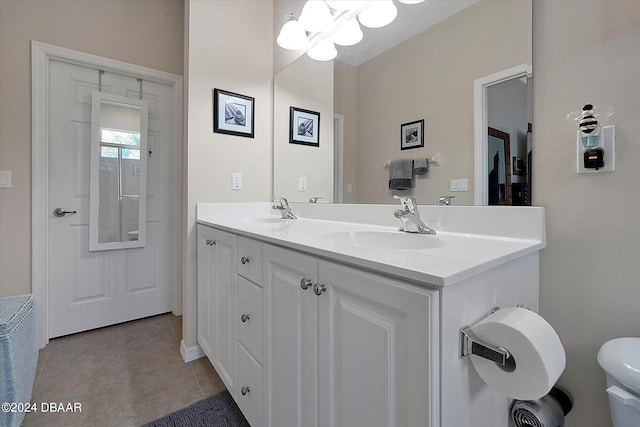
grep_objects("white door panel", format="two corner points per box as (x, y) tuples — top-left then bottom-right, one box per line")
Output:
(48, 60), (173, 338)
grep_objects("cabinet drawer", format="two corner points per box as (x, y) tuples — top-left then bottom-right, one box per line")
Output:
(237, 237), (262, 284)
(237, 276), (263, 362)
(236, 344), (263, 427)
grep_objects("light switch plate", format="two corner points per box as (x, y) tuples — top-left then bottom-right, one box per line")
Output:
(0, 170), (11, 188)
(232, 172), (242, 190)
(299, 176), (307, 192)
(450, 178), (468, 192)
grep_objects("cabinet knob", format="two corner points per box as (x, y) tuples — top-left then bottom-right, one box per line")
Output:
(313, 283), (327, 296)
(241, 313), (250, 323)
(241, 256), (250, 264)
(241, 386), (250, 396)
(300, 278), (313, 290)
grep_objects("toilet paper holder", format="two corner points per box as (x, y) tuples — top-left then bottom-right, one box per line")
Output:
(459, 306), (516, 368)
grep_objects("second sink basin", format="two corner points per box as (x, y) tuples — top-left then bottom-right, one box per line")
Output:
(322, 230), (446, 250)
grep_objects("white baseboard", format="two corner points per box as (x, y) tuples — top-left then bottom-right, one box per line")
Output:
(180, 340), (205, 363)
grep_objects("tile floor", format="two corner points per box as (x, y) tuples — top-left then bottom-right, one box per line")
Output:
(22, 314), (226, 427)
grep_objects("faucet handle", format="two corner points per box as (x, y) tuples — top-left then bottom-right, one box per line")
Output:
(436, 196), (455, 206)
(272, 196), (289, 209)
(393, 195), (417, 210)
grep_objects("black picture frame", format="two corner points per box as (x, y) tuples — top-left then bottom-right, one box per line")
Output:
(400, 119), (424, 150)
(289, 107), (320, 147)
(213, 88), (255, 138)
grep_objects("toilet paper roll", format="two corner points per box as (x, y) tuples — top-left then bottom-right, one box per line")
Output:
(469, 307), (566, 401)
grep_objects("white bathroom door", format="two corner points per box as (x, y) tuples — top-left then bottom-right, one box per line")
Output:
(47, 60), (174, 337)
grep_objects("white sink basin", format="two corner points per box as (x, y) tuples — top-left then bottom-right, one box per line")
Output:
(322, 230), (447, 250)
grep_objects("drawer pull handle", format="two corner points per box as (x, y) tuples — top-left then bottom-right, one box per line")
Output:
(241, 256), (250, 264)
(300, 278), (313, 290)
(205, 239), (216, 246)
(313, 283), (327, 296)
(241, 313), (250, 323)
(241, 386), (250, 396)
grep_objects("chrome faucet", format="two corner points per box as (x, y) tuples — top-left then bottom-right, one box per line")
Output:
(393, 195), (436, 234)
(272, 197), (297, 220)
(436, 195), (455, 206)
(309, 197), (323, 203)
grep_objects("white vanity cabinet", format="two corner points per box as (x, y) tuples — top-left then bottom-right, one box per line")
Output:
(196, 203), (546, 427)
(263, 243), (440, 427)
(196, 224), (237, 394)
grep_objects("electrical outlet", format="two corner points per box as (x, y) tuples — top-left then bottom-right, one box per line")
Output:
(299, 176), (307, 192)
(232, 173), (242, 190)
(347, 184), (353, 194)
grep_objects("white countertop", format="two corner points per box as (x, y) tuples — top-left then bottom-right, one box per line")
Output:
(196, 203), (545, 287)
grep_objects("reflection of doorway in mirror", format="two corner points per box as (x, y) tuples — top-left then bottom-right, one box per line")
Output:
(476, 64), (532, 206)
(487, 127), (511, 205)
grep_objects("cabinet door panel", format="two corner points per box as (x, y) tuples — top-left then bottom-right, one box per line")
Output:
(196, 225), (216, 360)
(212, 230), (237, 393)
(263, 244), (318, 427)
(318, 261), (438, 427)
(196, 225), (237, 393)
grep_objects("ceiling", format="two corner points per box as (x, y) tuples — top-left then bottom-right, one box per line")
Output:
(335, 0), (478, 67)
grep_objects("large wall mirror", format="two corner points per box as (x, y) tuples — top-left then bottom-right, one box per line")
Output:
(89, 92), (148, 251)
(273, 0), (532, 205)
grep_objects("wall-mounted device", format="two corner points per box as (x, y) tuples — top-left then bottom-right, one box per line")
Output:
(567, 104), (615, 173)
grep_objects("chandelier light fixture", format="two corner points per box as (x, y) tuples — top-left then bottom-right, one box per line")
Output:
(276, 0), (425, 61)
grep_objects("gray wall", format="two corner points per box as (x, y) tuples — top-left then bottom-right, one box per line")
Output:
(534, 1), (640, 426)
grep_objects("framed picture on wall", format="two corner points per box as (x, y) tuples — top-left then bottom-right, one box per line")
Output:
(213, 88), (255, 138)
(400, 119), (424, 150)
(290, 107), (320, 146)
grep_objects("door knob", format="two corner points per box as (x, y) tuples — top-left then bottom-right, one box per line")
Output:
(53, 208), (77, 217)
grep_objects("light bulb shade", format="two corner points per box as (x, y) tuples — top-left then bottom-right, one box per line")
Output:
(325, 0), (368, 11)
(308, 39), (337, 61)
(277, 19), (308, 50)
(397, 0), (426, 4)
(298, 0), (333, 33)
(358, 0), (397, 28)
(332, 18), (363, 46)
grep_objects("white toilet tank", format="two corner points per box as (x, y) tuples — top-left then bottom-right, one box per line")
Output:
(597, 337), (640, 427)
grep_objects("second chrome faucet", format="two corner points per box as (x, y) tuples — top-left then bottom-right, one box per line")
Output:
(393, 195), (436, 235)
(272, 197), (297, 220)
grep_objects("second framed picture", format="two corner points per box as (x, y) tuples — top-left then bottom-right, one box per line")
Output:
(290, 107), (320, 147)
(400, 119), (424, 150)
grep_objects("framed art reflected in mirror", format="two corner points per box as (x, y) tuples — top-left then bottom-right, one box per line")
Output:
(290, 106), (320, 146)
(401, 119), (424, 150)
